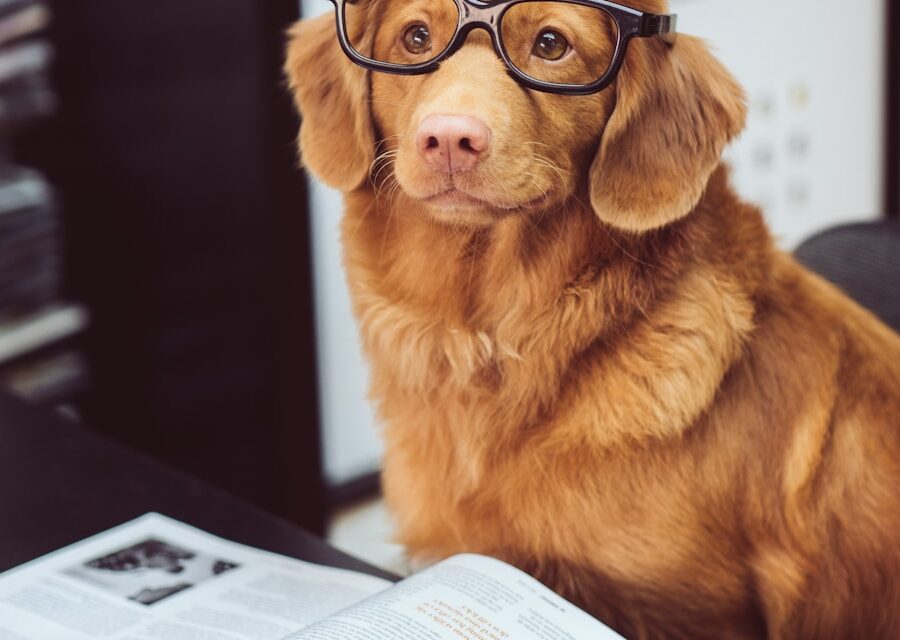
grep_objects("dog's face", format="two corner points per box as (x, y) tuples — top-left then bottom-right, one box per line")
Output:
(368, 1), (617, 227)
(286, 0), (746, 232)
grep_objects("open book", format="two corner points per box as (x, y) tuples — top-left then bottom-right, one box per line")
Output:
(0, 514), (623, 639)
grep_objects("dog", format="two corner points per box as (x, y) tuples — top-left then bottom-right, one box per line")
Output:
(285, 1), (900, 637)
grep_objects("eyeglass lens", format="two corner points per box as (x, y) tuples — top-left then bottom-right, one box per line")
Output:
(343, 0), (620, 87)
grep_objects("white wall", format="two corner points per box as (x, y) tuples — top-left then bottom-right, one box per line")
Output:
(671, 0), (886, 248)
(301, 0), (887, 486)
(301, 0), (383, 487)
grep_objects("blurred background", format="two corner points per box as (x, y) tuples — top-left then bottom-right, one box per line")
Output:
(0, 0), (896, 568)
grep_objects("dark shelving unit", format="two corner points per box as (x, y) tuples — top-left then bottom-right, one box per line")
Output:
(0, 2), (91, 410)
(16, 1), (327, 534)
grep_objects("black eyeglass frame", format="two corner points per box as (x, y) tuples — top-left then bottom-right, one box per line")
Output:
(328, 0), (676, 95)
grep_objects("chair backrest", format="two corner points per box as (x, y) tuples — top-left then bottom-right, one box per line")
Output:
(795, 221), (900, 333)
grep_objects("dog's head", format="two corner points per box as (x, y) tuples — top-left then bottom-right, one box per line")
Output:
(286, 1), (745, 232)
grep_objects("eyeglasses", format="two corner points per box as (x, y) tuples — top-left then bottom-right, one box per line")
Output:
(328, 0), (676, 95)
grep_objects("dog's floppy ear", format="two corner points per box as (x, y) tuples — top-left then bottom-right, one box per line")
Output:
(590, 36), (746, 232)
(285, 14), (374, 191)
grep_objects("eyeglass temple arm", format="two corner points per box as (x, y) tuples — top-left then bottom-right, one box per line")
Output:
(640, 13), (677, 45)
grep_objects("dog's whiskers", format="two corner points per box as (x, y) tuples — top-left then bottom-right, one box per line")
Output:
(370, 151), (399, 193)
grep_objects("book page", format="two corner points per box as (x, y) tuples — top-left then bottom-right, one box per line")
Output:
(286, 554), (624, 640)
(0, 513), (392, 640)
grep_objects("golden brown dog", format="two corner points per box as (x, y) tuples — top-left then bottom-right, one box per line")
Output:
(285, 1), (900, 637)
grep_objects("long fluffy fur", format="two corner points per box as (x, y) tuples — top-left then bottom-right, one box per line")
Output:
(286, 4), (900, 637)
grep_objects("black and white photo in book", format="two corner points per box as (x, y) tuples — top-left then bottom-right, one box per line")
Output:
(63, 538), (240, 606)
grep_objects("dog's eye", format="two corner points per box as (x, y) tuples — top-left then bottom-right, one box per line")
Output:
(532, 29), (569, 61)
(403, 23), (432, 55)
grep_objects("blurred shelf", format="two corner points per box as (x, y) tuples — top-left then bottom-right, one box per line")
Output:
(2, 349), (89, 404)
(0, 303), (88, 368)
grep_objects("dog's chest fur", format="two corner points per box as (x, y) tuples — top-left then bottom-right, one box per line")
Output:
(336, 186), (776, 636)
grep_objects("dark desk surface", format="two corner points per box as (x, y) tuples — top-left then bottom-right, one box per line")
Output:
(0, 393), (396, 582)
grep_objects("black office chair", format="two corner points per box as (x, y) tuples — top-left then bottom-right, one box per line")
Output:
(795, 221), (900, 333)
